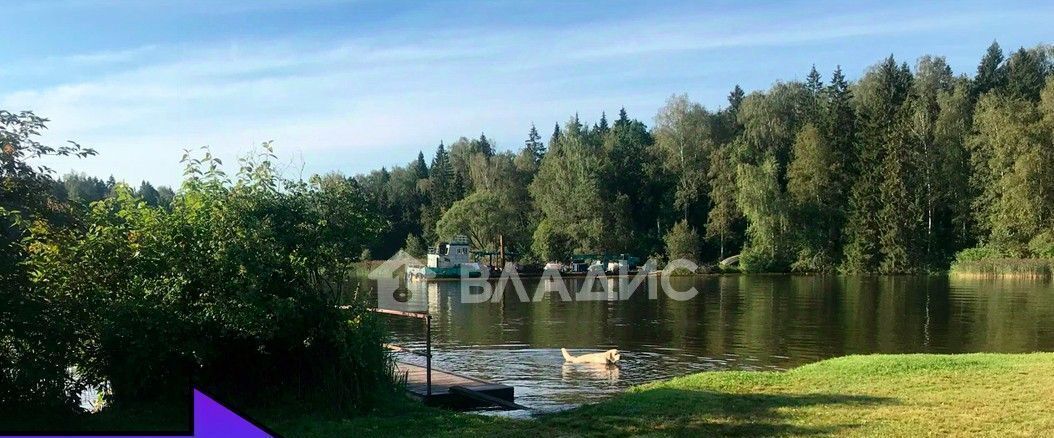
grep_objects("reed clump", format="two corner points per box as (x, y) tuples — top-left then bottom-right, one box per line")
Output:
(950, 257), (1054, 278)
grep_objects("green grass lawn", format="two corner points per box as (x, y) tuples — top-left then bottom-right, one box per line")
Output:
(264, 353), (1054, 437)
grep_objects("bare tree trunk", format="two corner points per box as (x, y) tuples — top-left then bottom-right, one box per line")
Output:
(499, 234), (506, 267)
(719, 232), (725, 260)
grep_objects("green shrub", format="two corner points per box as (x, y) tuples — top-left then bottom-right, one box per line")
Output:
(790, 248), (837, 273)
(953, 246), (1004, 263)
(664, 220), (700, 262)
(403, 233), (427, 258)
(1028, 232), (1054, 258)
(532, 218), (573, 262)
(27, 145), (392, 412)
(740, 247), (782, 273)
(1, 111), (96, 413)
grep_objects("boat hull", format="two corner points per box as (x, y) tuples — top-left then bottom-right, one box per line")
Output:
(407, 265), (482, 279)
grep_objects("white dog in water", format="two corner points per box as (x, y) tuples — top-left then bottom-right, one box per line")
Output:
(561, 348), (621, 365)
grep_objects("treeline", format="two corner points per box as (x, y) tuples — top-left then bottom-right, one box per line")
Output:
(51, 173), (176, 208)
(360, 42), (1054, 273)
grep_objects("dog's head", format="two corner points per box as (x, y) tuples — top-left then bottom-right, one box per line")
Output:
(606, 349), (621, 363)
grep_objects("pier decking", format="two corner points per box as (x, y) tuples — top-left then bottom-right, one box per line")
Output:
(395, 362), (515, 409)
(373, 308), (520, 409)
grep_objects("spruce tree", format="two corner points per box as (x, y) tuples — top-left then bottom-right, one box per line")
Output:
(824, 66), (855, 203)
(877, 101), (924, 273)
(806, 65), (823, 95)
(617, 107), (630, 126)
(1005, 47), (1048, 101)
(430, 143), (450, 182)
(603, 112), (657, 253)
(974, 41), (1006, 98)
(413, 151), (429, 180)
(137, 181), (160, 206)
(473, 133), (494, 157)
(570, 113), (583, 136)
(842, 56), (913, 272)
(719, 85), (746, 143)
(525, 123), (545, 162)
(805, 65), (825, 121)
(449, 171), (466, 206)
(728, 85), (745, 114)
(428, 142), (454, 211)
(550, 123), (562, 150)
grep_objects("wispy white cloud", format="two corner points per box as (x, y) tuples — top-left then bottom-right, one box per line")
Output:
(8, 0), (363, 15)
(3, 1), (1050, 185)
(60, 45), (160, 65)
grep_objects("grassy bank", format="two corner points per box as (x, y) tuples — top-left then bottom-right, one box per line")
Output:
(950, 258), (1054, 278)
(265, 353), (1054, 437)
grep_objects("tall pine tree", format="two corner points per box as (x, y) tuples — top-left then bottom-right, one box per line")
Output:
(1005, 47), (1049, 101)
(973, 41), (1006, 98)
(843, 56), (914, 272)
(525, 123), (545, 163)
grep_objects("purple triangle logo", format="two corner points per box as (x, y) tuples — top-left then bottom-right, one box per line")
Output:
(4, 390), (271, 438)
(192, 390), (271, 437)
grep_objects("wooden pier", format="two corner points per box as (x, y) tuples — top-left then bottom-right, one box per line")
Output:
(371, 308), (522, 410)
(396, 362), (516, 409)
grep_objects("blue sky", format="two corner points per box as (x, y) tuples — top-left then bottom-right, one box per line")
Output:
(3, 0), (1051, 186)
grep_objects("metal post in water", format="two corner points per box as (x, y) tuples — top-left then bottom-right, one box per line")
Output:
(425, 313), (432, 397)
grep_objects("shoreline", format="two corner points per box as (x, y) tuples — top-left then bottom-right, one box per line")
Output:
(12, 352), (1052, 435)
(950, 257), (1054, 279)
(264, 352), (1054, 436)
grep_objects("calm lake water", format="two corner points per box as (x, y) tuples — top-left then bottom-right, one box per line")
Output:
(367, 275), (1054, 415)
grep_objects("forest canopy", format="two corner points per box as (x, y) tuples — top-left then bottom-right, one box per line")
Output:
(351, 42), (1054, 273)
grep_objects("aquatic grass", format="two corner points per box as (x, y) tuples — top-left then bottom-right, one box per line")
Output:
(950, 257), (1054, 278)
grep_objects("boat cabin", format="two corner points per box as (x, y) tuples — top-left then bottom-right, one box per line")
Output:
(428, 235), (471, 269)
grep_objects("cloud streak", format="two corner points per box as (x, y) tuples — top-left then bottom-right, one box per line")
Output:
(2, 0), (1050, 186)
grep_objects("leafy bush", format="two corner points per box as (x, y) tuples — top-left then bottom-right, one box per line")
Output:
(26, 145), (392, 411)
(953, 246), (1005, 263)
(1028, 232), (1054, 258)
(532, 218), (573, 262)
(791, 248), (837, 273)
(402, 233), (427, 258)
(2, 111), (95, 413)
(664, 219), (700, 262)
(739, 247), (780, 273)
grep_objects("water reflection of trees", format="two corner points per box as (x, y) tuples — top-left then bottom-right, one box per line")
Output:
(373, 275), (1054, 368)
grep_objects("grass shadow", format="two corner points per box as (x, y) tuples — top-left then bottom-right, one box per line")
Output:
(541, 388), (895, 437)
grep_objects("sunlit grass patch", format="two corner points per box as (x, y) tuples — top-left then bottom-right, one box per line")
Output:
(266, 353), (1054, 437)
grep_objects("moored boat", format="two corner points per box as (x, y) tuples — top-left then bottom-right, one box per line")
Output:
(407, 235), (483, 279)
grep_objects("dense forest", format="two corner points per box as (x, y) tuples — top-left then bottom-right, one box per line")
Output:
(340, 42), (1053, 273)
(42, 41), (1054, 275)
